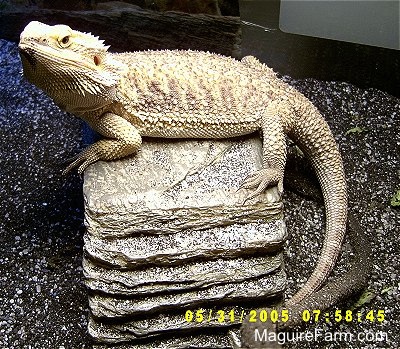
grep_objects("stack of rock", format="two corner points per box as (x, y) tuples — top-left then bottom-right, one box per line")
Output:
(82, 136), (287, 348)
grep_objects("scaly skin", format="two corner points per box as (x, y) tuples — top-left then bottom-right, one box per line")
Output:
(19, 21), (347, 318)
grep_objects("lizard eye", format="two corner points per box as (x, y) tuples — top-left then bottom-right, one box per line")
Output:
(93, 55), (101, 66)
(59, 35), (70, 47)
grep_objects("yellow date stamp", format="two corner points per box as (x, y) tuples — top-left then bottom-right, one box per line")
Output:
(184, 309), (385, 324)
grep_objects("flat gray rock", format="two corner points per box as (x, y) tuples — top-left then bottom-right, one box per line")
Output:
(83, 137), (280, 216)
(83, 253), (283, 295)
(84, 219), (285, 268)
(92, 330), (241, 349)
(89, 269), (286, 318)
(83, 137), (286, 346)
(88, 312), (244, 343)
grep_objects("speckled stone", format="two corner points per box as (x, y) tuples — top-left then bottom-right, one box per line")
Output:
(83, 136), (286, 346)
(91, 331), (241, 349)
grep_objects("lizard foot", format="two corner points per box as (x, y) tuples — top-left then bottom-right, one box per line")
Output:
(240, 168), (283, 202)
(62, 145), (100, 175)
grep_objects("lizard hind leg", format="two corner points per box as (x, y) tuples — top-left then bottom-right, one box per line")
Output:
(240, 103), (287, 202)
(63, 112), (142, 175)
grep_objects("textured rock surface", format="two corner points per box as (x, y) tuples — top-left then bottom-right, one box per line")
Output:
(89, 269), (286, 318)
(83, 254), (282, 295)
(83, 138), (281, 214)
(88, 309), (242, 343)
(91, 332), (240, 349)
(83, 137), (286, 346)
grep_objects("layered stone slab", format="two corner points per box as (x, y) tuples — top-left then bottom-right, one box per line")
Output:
(84, 220), (284, 269)
(90, 269), (286, 318)
(83, 253), (283, 296)
(83, 137), (281, 216)
(88, 305), (268, 343)
(92, 330), (242, 349)
(83, 136), (286, 347)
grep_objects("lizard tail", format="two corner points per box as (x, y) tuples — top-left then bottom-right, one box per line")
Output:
(286, 104), (348, 306)
(281, 213), (371, 328)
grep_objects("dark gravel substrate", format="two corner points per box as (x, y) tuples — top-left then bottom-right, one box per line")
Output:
(0, 39), (398, 348)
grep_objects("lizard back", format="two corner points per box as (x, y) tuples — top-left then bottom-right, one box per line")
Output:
(113, 50), (279, 138)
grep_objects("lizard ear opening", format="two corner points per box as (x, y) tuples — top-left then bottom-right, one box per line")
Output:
(94, 55), (101, 66)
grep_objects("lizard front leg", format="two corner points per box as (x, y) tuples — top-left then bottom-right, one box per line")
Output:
(63, 112), (142, 174)
(241, 101), (288, 201)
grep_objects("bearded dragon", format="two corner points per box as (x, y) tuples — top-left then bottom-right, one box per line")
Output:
(19, 21), (352, 340)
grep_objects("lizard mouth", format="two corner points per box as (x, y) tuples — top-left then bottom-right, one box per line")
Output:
(19, 47), (37, 68)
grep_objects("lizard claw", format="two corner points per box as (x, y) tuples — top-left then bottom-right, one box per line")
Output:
(240, 168), (283, 202)
(62, 145), (100, 175)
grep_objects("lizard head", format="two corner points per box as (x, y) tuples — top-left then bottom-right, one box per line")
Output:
(19, 21), (124, 112)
